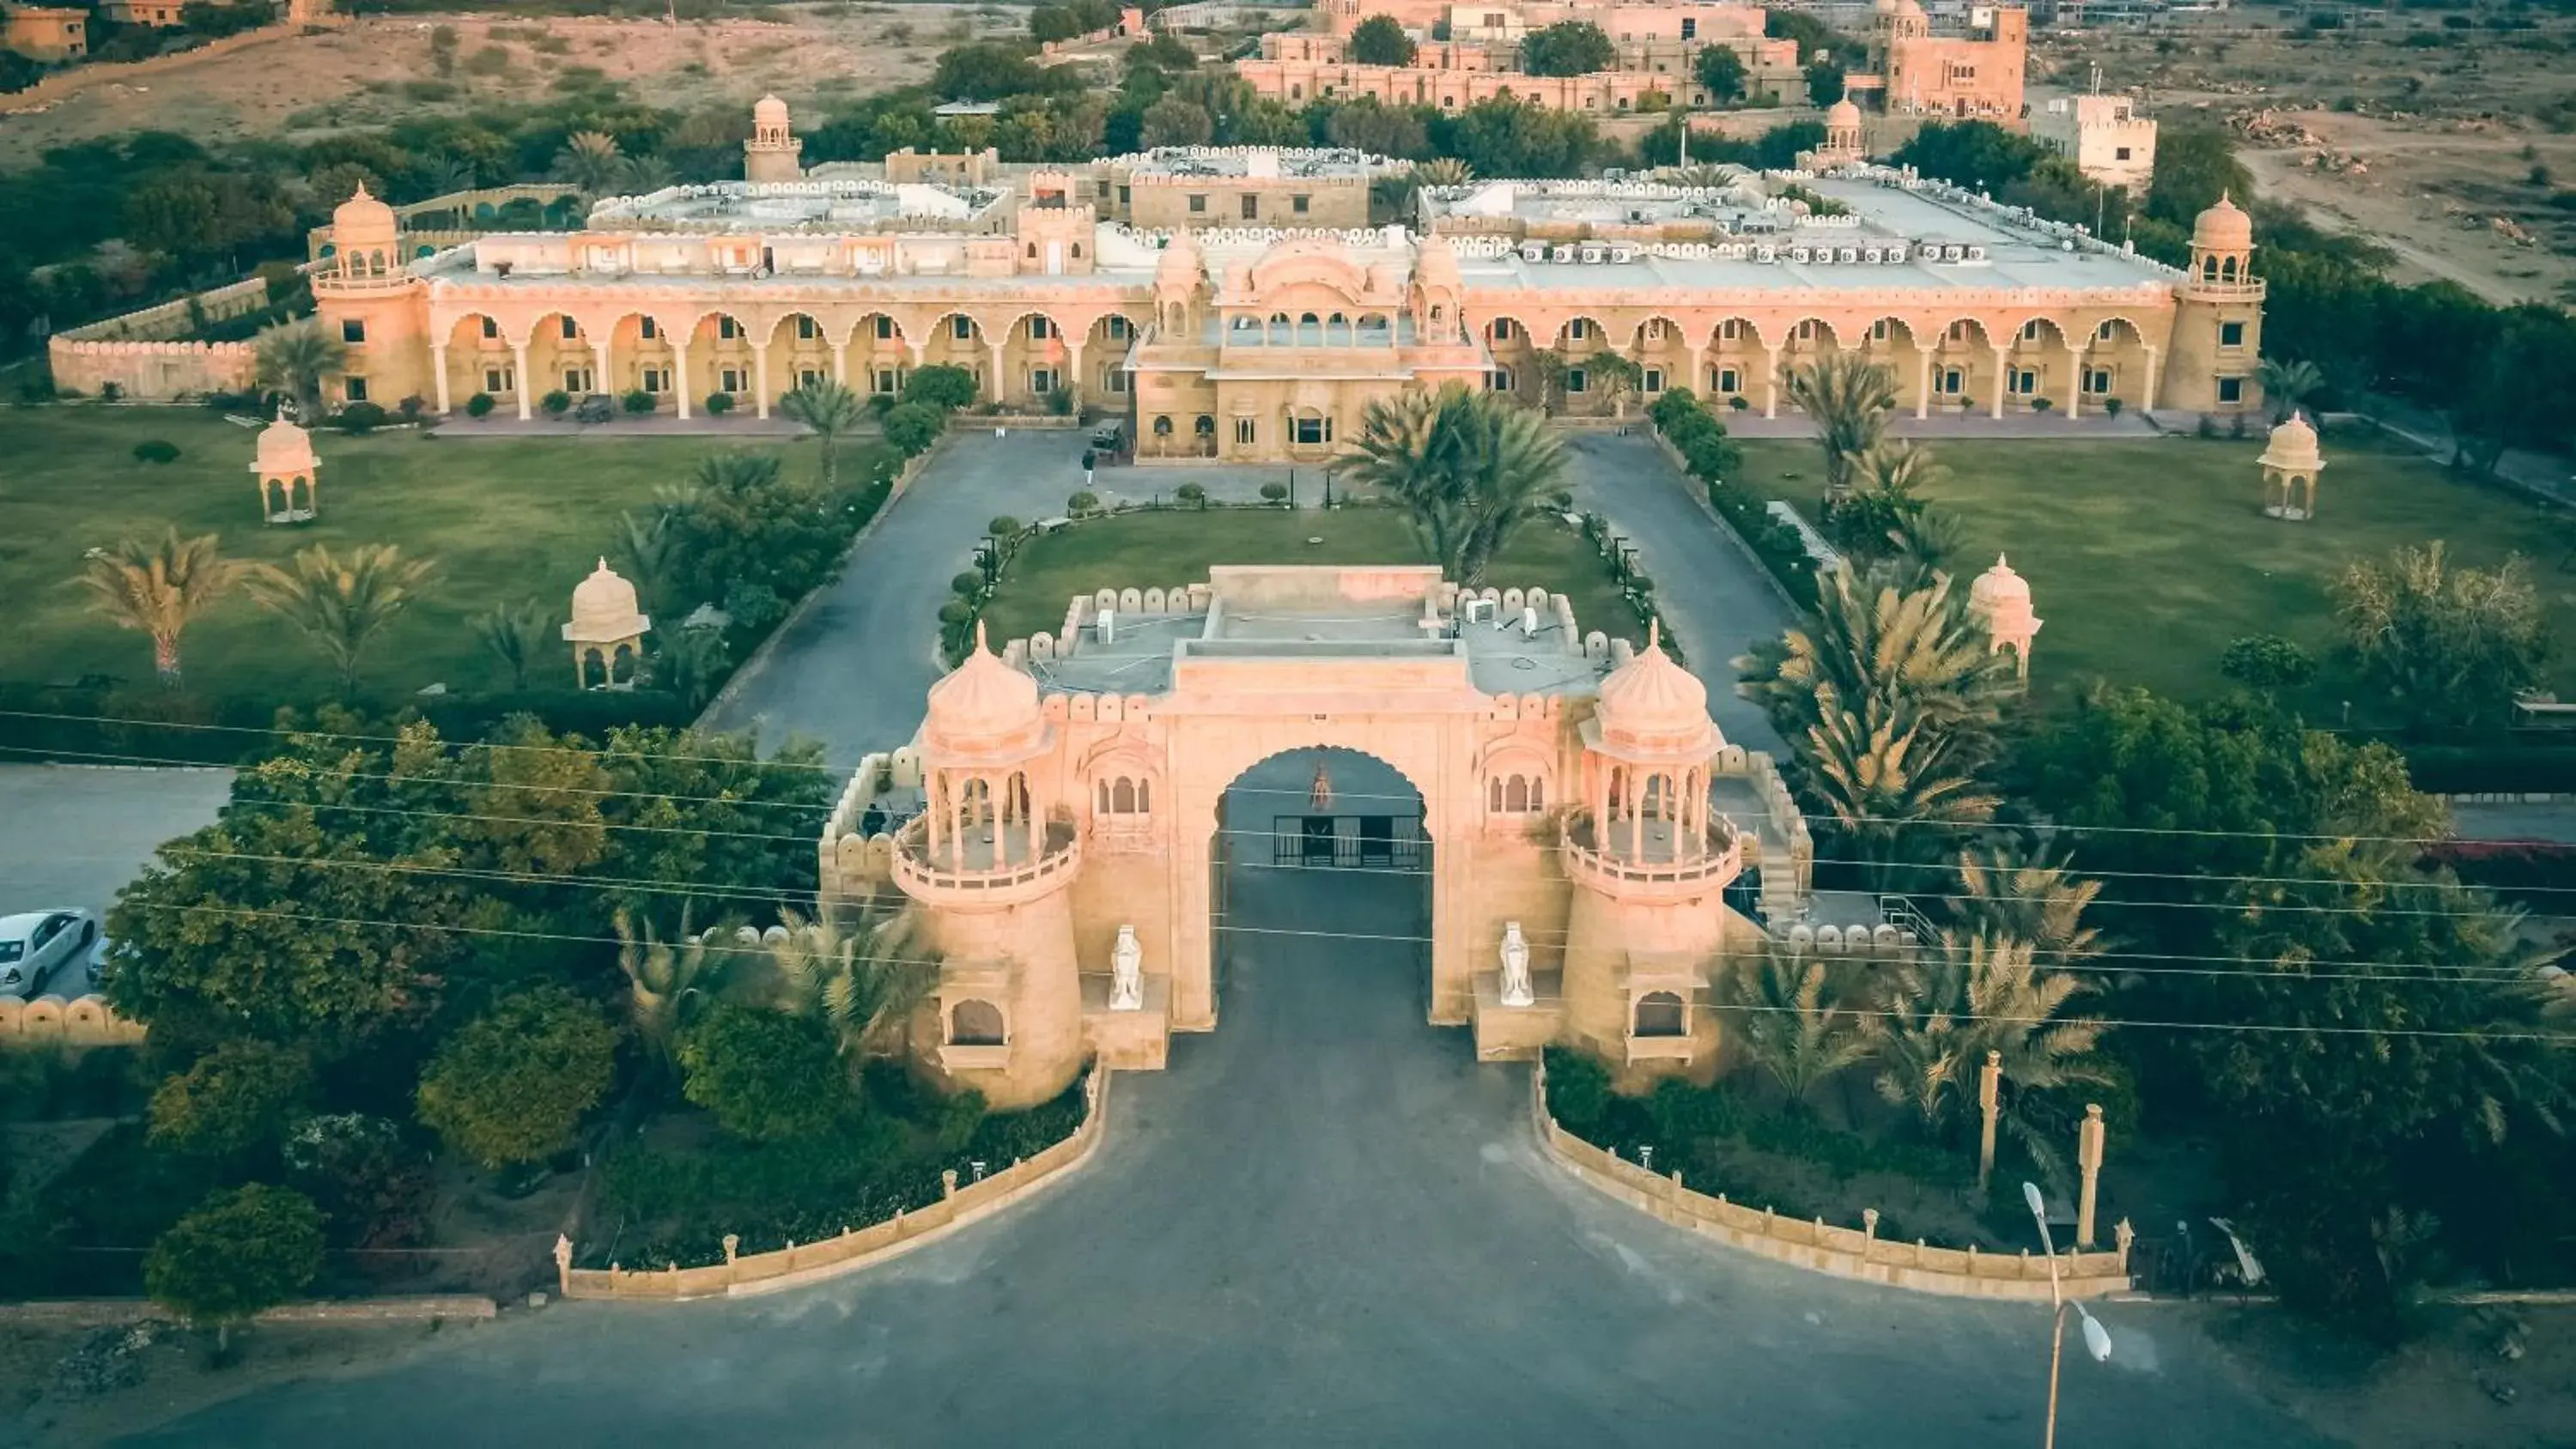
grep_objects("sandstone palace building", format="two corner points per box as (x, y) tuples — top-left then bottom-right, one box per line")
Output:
(310, 102), (2266, 464)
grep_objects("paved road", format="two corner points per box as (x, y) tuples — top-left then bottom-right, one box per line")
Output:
(131, 754), (2324, 1447)
(1554, 431), (1795, 758)
(0, 765), (232, 978)
(2449, 800), (2576, 846)
(702, 431), (1302, 770)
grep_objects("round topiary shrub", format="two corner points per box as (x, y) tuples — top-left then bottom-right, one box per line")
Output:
(623, 388), (656, 415)
(539, 390), (573, 417)
(465, 392), (496, 418)
(1066, 490), (1099, 515)
(335, 400), (390, 433)
(951, 572), (984, 597)
(132, 440), (181, 465)
(2103, 397), (2125, 418)
(937, 599), (975, 627)
(705, 392), (735, 416)
(1259, 482), (1288, 505)
(1176, 482), (1206, 508)
(987, 516), (1021, 539)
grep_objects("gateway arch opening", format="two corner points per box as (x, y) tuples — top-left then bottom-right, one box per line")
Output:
(1212, 747), (1431, 1024)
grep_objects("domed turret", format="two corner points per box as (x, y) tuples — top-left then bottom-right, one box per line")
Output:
(744, 92), (803, 182)
(1826, 99), (1862, 130)
(2258, 411), (2322, 474)
(253, 417), (316, 476)
(1413, 232), (1461, 291)
(1966, 555), (2041, 678)
(1595, 622), (1717, 756)
(924, 622), (1047, 759)
(1968, 553), (2030, 615)
(331, 183), (398, 250)
(564, 558), (648, 643)
(2191, 192), (2253, 252)
(1155, 228), (1206, 290)
(753, 93), (790, 130)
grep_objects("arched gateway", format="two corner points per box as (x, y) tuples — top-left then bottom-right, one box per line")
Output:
(820, 566), (1816, 1107)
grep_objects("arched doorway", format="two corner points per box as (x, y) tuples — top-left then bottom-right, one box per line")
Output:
(1210, 748), (1433, 1024)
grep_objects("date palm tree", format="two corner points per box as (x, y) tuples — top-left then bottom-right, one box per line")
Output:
(71, 529), (245, 688)
(470, 597), (560, 692)
(2257, 356), (2324, 425)
(778, 379), (869, 495)
(1866, 933), (2111, 1174)
(611, 508), (677, 617)
(246, 543), (438, 699)
(1946, 842), (2105, 971)
(550, 130), (626, 199)
(1335, 385), (1566, 585)
(252, 321), (348, 423)
(1718, 948), (1872, 1105)
(1780, 353), (1898, 501)
(612, 904), (737, 1083)
(771, 906), (938, 1058)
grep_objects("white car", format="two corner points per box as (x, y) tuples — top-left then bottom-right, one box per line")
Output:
(0, 909), (100, 996)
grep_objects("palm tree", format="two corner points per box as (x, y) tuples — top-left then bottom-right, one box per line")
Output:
(612, 904), (738, 1081)
(1334, 385), (1566, 585)
(613, 152), (676, 197)
(1718, 949), (1871, 1105)
(2257, 356), (2324, 424)
(550, 130), (626, 197)
(245, 543), (438, 698)
(70, 530), (244, 688)
(611, 508), (677, 617)
(1866, 934), (2111, 1173)
(1801, 698), (2002, 887)
(771, 906), (938, 1058)
(471, 597), (560, 691)
(1739, 566), (2015, 747)
(1413, 156), (1473, 187)
(253, 321), (348, 422)
(1947, 842), (2104, 969)
(653, 623), (730, 709)
(778, 379), (869, 495)
(1667, 163), (1730, 190)
(1780, 353), (1898, 501)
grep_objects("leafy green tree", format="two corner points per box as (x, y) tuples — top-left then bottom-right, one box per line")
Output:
(1820, 442), (1941, 561)
(1441, 97), (1601, 177)
(71, 528), (245, 688)
(933, 41), (1047, 101)
(902, 363), (979, 412)
(592, 726), (834, 922)
(1693, 45), (1747, 105)
(1348, 14), (1417, 65)
(1521, 21), (1614, 76)
(283, 1113), (432, 1250)
(2142, 126), (2252, 232)
(1779, 353), (1897, 500)
(882, 400), (945, 458)
(611, 508), (677, 617)
(253, 321), (347, 422)
(661, 451), (845, 618)
(1803, 59), (1845, 106)
(678, 1004), (856, 1141)
(1140, 95), (1215, 148)
(1889, 118), (2049, 198)
(778, 378), (869, 494)
(1029, 5), (1081, 44)
(2332, 542), (2547, 729)
(1331, 97), (1431, 164)
(612, 904), (736, 1080)
(470, 597), (559, 691)
(144, 1185), (326, 1352)
(2218, 634), (2317, 692)
(1334, 384), (1567, 585)
(246, 543), (439, 698)
(148, 1041), (314, 1161)
(415, 987), (619, 1170)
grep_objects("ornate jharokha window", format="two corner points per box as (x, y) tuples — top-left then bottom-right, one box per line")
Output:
(949, 999), (1005, 1046)
(1633, 991), (1686, 1038)
(1487, 773), (1545, 815)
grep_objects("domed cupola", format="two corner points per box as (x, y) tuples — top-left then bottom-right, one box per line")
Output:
(1594, 622), (1719, 759)
(924, 622), (1047, 761)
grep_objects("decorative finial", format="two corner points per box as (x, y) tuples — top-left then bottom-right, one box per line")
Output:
(1996, 553), (2008, 568)
(1647, 619), (1661, 651)
(974, 620), (989, 653)
(596, 556), (610, 572)
(353, 181), (374, 202)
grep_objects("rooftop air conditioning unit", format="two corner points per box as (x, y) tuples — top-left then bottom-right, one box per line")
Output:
(1790, 246), (1812, 264)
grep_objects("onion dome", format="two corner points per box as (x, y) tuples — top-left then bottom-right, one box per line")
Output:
(1413, 232), (1462, 291)
(1826, 99), (1862, 130)
(1155, 228), (1206, 289)
(562, 558), (649, 644)
(1968, 555), (2031, 616)
(753, 93), (791, 129)
(251, 417), (316, 476)
(331, 182), (398, 249)
(2257, 411), (2324, 473)
(1595, 621), (1718, 756)
(923, 622), (1047, 760)
(2192, 191), (2253, 252)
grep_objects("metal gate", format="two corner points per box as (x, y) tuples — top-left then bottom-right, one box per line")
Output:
(1272, 814), (1425, 870)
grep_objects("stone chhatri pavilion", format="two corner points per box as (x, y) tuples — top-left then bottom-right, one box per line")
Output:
(309, 105), (2267, 457)
(818, 565), (1824, 1108)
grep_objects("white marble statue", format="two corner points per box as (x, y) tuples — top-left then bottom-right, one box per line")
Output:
(1498, 920), (1534, 1008)
(1110, 924), (1145, 1010)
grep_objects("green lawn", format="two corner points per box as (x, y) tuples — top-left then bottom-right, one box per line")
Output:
(1724, 429), (2576, 711)
(979, 505), (1646, 652)
(0, 406), (859, 705)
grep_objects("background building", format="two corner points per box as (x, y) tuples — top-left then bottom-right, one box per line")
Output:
(2033, 92), (2157, 189)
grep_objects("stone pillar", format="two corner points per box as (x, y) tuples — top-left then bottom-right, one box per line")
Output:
(430, 342), (452, 415)
(2065, 343), (2084, 419)
(831, 339), (848, 387)
(1976, 1048), (2002, 1190)
(1761, 345), (1779, 419)
(753, 347), (771, 420)
(1989, 347), (2008, 419)
(1914, 348), (1931, 421)
(2076, 1103), (2106, 1247)
(1686, 343), (1705, 401)
(597, 331), (615, 401)
(1066, 340), (1085, 409)
(989, 341), (1009, 407)
(673, 340), (692, 420)
(512, 341), (532, 421)
(2141, 344), (2160, 412)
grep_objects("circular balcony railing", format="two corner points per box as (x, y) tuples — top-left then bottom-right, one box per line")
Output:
(1562, 815), (1744, 900)
(892, 816), (1081, 905)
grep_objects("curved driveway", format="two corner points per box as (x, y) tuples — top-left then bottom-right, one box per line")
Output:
(137, 757), (2323, 1445)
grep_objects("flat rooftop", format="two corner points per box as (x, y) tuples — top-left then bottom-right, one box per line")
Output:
(1116, 146), (1388, 181)
(587, 179), (1006, 232)
(1025, 567), (1608, 698)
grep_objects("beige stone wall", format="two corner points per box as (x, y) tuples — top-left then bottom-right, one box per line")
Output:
(1534, 1064), (2136, 1300)
(62, 276), (270, 343)
(1130, 177), (1371, 233)
(0, 993), (148, 1048)
(47, 339), (258, 402)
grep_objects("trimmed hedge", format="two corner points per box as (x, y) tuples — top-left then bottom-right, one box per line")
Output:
(1647, 390), (1815, 599)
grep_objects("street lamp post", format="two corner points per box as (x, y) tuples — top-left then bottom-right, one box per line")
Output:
(2024, 1179), (2112, 1449)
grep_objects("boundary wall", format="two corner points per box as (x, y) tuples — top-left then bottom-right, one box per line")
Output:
(0, 992), (148, 1048)
(1532, 1061), (2133, 1301)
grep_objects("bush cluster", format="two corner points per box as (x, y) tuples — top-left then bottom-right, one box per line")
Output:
(1647, 390), (1814, 595)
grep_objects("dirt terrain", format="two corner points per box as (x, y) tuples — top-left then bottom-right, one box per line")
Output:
(2036, 5), (2576, 306)
(0, 3), (1018, 166)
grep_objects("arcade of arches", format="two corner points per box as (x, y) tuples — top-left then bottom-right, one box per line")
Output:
(818, 566), (1824, 1109)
